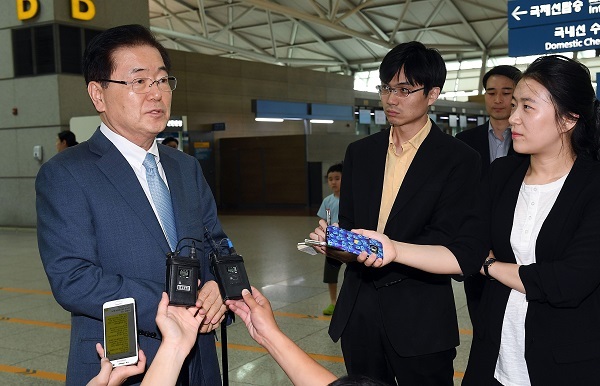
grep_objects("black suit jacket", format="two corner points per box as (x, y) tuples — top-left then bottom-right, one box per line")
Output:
(456, 121), (522, 325)
(463, 156), (600, 385)
(329, 122), (484, 357)
(456, 121), (518, 176)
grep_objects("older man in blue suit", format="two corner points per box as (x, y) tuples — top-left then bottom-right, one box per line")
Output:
(36, 25), (227, 386)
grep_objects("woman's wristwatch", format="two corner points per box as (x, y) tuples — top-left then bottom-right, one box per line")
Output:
(483, 257), (497, 280)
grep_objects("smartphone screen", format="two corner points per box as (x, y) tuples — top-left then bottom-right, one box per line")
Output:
(102, 298), (138, 367)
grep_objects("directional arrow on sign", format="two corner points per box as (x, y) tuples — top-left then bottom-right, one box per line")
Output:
(511, 5), (528, 21)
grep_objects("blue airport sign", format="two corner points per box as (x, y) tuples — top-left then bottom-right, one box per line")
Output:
(509, 18), (600, 56)
(508, 0), (600, 29)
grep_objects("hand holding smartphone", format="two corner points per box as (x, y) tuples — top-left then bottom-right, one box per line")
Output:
(102, 297), (139, 367)
(326, 226), (384, 259)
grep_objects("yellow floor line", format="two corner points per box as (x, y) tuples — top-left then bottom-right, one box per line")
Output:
(0, 362), (463, 383)
(0, 316), (70, 330)
(0, 287), (53, 296)
(216, 341), (267, 354)
(0, 291), (475, 337)
(0, 287), (468, 381)
(217, 341), (345, 363)
(217, 343), (464, 378)
(0, 340), (465, 381)
(273, 310), (333, 321)
(271, 311), (474, 336)
(0, 364), (65, 382)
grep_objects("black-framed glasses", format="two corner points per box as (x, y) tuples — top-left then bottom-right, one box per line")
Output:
(376, 84), (425, 97)
(98, 76), (177, 94)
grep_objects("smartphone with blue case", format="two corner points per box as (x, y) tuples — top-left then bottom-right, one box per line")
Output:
(326, 226), (383, 259)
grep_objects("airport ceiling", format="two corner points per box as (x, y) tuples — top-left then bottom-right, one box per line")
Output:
(148, 0), (511, 74)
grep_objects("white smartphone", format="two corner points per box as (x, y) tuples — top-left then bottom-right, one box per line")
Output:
(102, 297), (139, 367)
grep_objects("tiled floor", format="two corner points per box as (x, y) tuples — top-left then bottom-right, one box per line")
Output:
(0, 215), (472, 385)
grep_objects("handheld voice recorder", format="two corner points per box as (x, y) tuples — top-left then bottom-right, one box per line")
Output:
(166, 246), (200, 306)
(205, 229), (251, 301)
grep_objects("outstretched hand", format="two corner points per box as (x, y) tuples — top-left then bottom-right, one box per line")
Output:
(227, 287), (339, 386)
(156, 292), (204, 353)
(225, 287), (279, 347)
(352, 228), (397, 267)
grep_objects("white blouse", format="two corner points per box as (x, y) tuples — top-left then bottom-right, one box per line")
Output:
(494, 173), (568, 386)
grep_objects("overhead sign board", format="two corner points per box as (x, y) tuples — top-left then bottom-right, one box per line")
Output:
(508, 0), (599, 28)
(509, 19), (600, 56)
(508, 0), (600, 56)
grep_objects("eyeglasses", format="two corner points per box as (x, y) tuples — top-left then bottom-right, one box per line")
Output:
(376, 84), (425, 97)
(98, 76), (177, 94)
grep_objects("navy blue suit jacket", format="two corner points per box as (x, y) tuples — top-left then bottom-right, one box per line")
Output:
(36, 129), (226, 386)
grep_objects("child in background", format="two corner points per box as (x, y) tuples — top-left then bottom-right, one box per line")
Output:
(317, 163), (343, 315)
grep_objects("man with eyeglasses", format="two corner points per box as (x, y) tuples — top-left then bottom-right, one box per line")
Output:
(36, 24), (228, 386)
(320, 41), (481, 385)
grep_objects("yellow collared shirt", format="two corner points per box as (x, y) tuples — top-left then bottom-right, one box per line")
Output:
(377, 120), (432, 233)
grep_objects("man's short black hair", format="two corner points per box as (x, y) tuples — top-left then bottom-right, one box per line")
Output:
(379, 41), (446, 95)
(482, 65), (522, 89)
(82, 24), (171, 87)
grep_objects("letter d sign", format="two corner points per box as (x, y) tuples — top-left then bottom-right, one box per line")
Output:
(71, 0), (96, 20)
(17, 0), (39, 20)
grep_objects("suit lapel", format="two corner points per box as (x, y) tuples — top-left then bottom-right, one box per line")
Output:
(481, 122), (491, 162)
(536, 158), (592, 262)
(387, 125), (444, 220)
(89, 130), (172, 254)
(492, 160), (528, 264)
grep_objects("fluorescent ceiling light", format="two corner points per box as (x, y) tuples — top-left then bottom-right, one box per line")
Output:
(310, 119), (334, 124)
(167, 119), (183, 127)
(255, 118), (284, 122)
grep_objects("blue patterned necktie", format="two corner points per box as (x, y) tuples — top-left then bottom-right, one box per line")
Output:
(143, 153), (177, 251)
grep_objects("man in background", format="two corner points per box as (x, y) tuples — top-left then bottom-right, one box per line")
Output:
(161, 136), (179, 149)
(56, 130), (78, 152)
(455, 65), (522, 323)
(456, 65), (522, 175)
